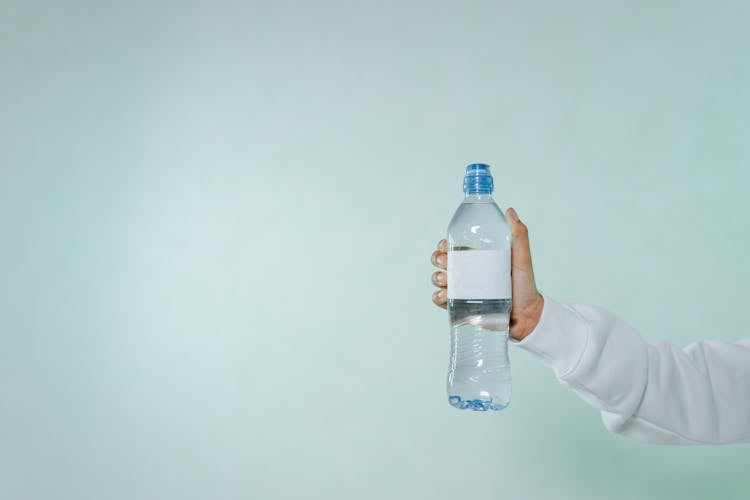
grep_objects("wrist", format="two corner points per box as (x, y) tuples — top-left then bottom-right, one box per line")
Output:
(510, 294), (544, 341)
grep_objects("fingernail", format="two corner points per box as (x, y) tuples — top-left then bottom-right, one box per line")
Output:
(437, 255), (446, 266)
(509, 208), (520, 222)
(438, 290), (446, 300)
(436, 273), (444, 283)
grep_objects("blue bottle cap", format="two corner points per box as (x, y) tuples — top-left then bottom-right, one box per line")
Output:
(463, 163), (493, 195)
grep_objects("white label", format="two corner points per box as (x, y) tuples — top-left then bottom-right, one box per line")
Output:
(447, 250), (511, 299)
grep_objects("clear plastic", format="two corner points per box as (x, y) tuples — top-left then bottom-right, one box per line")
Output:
(446, 193), (513, 411)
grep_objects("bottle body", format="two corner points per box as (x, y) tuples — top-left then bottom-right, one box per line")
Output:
(446, 165), (512, 411)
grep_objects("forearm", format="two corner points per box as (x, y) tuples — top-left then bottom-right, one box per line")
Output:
(516, 295), (750, 444)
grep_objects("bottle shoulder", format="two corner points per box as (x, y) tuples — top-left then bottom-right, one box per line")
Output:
(448, 199), (507, 227)
(447, 199), (510, 250)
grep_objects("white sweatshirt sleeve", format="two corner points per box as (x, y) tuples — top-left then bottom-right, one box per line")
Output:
(515, 295), (750, 444)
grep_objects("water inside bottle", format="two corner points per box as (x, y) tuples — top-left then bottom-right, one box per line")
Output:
(448, 299), (512, 411)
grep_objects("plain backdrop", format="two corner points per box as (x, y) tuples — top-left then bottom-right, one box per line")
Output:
(2, 1), (750, 499)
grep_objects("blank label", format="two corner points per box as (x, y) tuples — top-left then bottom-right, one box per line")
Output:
(447, 249), (511, 299)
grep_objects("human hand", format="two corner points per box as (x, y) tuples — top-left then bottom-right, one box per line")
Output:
(430, 207), (544, 341)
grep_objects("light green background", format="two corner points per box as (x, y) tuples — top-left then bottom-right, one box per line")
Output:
(2, 1), (750, 499)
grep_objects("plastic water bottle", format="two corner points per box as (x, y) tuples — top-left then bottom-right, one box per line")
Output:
(446, 163), (512, 411)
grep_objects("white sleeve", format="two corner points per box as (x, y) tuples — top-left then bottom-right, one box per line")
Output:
(515, 295), (750, 444)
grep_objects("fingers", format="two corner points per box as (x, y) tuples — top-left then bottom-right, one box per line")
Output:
(431, 250), (446, 269)
(431, 270), (446, 287)
(432, 239), (448, 309)
(506, 207), (533, 273)
(431, 239), (447, 270)
(432, 288), (447, 309)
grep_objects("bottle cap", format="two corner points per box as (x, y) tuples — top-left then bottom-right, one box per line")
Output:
(463, 163), (493, 195)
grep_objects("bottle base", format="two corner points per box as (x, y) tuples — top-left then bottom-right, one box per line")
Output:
(448, 395), (508, 411)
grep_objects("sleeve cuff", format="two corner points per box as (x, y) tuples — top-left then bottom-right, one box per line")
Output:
(514, 294), (592, 378)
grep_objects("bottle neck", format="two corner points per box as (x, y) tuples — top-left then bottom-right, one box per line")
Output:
(463, 193), (494, 203)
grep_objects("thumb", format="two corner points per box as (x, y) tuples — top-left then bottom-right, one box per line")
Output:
(506, 207), (533, 273)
